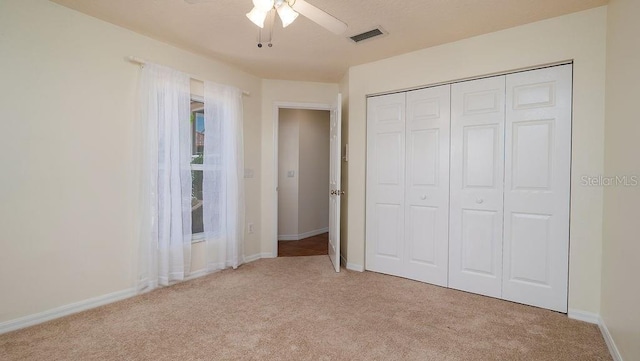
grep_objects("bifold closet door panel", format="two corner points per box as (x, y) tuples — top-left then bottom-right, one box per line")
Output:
(404, 85), (451, 286)
(502, 65), (572, 312)
(449, 76), (506, 298)
(366, 93), (406, 277)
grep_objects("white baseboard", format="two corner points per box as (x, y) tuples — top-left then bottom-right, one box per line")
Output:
(346, 262), (364, 272)
(568, 308), (600, 324)
(599, 317), (623, 361)
(567, 309), (623, 361)
(0, 287), (136, 335)
(339, 255), (365, 273)
(278, 227), (329, 241)
(0, 253), (274, 335)
(244, 252), (274, 262)
(184, 269), (210, 281)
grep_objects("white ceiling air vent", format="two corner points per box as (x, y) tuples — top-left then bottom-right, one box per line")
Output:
(349, 27), (387, 43)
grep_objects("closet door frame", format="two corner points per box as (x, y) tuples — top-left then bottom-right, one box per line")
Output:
(364, 62), (573, 313)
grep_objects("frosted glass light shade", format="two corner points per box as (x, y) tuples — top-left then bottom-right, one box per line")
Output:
(276, 2), (298, 28)
(246, 7), (269, 28)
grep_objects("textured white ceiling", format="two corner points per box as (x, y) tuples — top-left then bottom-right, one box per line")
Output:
(50, 0), (607, 82)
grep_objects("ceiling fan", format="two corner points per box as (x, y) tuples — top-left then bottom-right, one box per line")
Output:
(185, 0), (348, 35)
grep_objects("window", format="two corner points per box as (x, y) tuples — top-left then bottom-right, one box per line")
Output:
(190, 99), (205, 241)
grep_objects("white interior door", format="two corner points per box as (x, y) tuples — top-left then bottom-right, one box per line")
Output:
(328, 93), (342, 272)
(404, 85), (451, 286)
(502, 65), (572, 312)
(449, 76), (506, 298)
(366, 93), (406, 277)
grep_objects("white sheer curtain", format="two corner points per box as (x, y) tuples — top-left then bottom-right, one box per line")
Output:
(203, 82), (245, 271)
(138, 63), (192, 290)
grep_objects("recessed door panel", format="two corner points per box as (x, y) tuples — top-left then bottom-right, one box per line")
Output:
(503, 64), (572, 313)
(512, 120), (553, 190)
(408, 205), (437, 264)
(513, 82), (556, 110)
(509, 213), (551, 286)
(450, 76), (505, 299)
(376, 103), (403, 123)
(376, 203), (402, 258)
(377, 132), (403, 185)
(464, 90), (500, 115)
(461, 209), (498, 276)
(411, 99), (441, 120)
(411, 129), (439, 186)
(463, 125), (497, 188)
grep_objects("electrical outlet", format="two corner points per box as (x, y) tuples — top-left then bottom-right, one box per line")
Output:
(248, 223), (254, 234)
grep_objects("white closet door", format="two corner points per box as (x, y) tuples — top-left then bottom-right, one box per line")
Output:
(366, 93), (406, 277)
(502, 65), (572, 312)
(404, 85), (450, 286)
(449, 76), (506, 298)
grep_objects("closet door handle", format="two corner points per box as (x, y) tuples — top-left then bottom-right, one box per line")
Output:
(420, 195), (427, 200)
(476, 198), (484, 204)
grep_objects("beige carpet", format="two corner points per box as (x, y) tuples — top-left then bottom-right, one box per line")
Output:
(0, 256), (611, 361)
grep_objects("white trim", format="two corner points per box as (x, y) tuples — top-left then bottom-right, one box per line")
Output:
(367, 60), (573, 98)
(272, 101), (333, 257)
(0, 252), (273, 335)
(568, 309), (600, 324)
(184, 269), (210, 281)
(278, 227), (329, 241)
(346, 262), (365, 272)
(245, 252), (275, 262)
(297, 227), (329, 240)
(243, 253), (262, 263)
(0, 288), (136, 335)
(599, 317), (623, 361)
(567, 310), (623, 361)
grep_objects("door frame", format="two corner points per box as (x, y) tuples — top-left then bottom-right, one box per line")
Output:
(272, 101), (333, 256)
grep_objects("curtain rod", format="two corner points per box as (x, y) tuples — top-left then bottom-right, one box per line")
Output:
(127, 56), (250, 96)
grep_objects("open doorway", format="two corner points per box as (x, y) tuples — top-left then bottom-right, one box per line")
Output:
(277, 108), (331, 257)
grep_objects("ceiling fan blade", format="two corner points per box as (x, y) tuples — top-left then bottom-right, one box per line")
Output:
(291, 0), (347, 35)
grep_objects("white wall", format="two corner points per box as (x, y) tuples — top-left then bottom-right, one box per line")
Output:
(601, 0), (640, 359)
(277, 111), (300, 237)
(346, 7), (607, 314)
(261, 80), (338, 254)
(298, 110), (330, 235)
(0, 0), (262, 323)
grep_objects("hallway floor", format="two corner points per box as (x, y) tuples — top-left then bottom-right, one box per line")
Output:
(277, 233), (328, 257)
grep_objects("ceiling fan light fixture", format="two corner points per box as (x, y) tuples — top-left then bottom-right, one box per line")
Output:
(253, 0), (275, 12)
(276, 2), (298, 28)
(246, 6), (269, 28)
